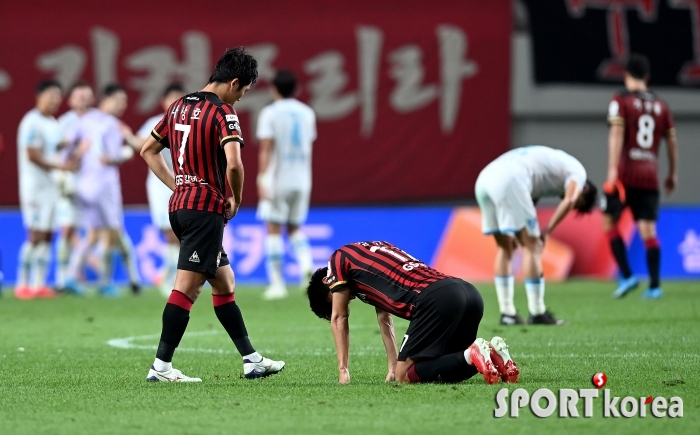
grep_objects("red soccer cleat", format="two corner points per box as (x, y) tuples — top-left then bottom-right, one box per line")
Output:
(468, 338), (500, 384)
(14, 285), (35, 300)
(35, 286), (58, 298)
(489, 336), (519, 383)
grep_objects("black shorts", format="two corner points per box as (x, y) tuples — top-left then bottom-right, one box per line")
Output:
(398, 278), (483, 362)
(169, 209), (230, 278)
(603, 186), (659, 222)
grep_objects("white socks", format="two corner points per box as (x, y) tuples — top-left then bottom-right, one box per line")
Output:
(265, 234), (285, 288)
(153, 358), (172, 372)
(32, 242), (51, 289)
(525, 277), (546, 316)
(290, 230), (313, 279)
(243, 352), (262, 363)
(494, 275), (515, 316)
(17, 241), (34, 287)
(56, 235), (71, 288)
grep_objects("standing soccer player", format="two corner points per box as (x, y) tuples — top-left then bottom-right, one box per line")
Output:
(15, 80), (75, 299)
(136, 83), (185, 297)
(63, 84), (141, 296)
(604, 54), (678, 300)
(256, 70), (316, 300)
(140, 48), (285, 382)
(475, 146), (598, 325)
(56, 81), (94, 291)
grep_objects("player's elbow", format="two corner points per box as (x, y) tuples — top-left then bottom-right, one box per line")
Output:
(226, 157), (243, 172)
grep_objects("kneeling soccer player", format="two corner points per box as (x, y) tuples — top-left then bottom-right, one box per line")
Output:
(306, 241), (519, 385)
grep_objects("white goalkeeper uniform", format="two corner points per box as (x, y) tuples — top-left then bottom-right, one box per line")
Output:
(17, 108), (62, 231)
(475, 146), (587, 237)
(256, 98), (316, 225)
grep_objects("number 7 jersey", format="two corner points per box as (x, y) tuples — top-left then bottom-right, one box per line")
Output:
(151, 91), (244, 215)
(607, 90), (675, 190)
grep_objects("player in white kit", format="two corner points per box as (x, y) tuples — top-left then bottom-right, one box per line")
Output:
(135, 84), (184, 297)
(15, 80), (76, 299)
(475, 146), (598, 325)
(55, 82), (95, 291)
(63, 84), (141, 297)
(256, 70), (316, 300)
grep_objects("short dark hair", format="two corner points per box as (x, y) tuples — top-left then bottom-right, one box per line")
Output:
(307, 267), (332, 321)
(208, 47), (258, 88)
(273, 69), (297, 98)
(68, 80), (92, 95)
(35, 79), (62, 95)
(575, 180), (598, 214)
(626, 54), (650, 80)
(163, 83), (184, 98)
(102, 83), (125, 97)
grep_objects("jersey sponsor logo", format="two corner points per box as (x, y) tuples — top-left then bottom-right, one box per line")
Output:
(175, 174), (207, 186)
(189, 251), (200, 263)
(185, 96), (200, 101)
(629, 148), (656, 161)
(225, 114), (238, 122)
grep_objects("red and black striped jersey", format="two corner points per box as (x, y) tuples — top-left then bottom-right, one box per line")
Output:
(324, 241), (449, 319)
(608, 90), (675, 190)
(151, 91), (244, 215)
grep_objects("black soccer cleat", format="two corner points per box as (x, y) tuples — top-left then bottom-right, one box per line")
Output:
(500, 313), (525, 325)
(528, 311), (566, 325)
(130, 282), (142, 295)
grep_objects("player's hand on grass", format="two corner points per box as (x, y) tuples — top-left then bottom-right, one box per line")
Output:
(339, 368), (350, 384)
(385, 371), (395, 382)
(224, 197), (240, 220)
(664, 175), (677, 196)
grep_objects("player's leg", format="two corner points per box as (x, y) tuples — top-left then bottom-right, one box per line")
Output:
(638, 220), (661, 298)
(94, 229), (119, 297)
(288, 190), (314, 288)
(28, 199), (57, 297)
(493, 234), (522, 324)
(517, 231), (564, 325)
(108, 188), (141, 294)
(263, 221), (288, 299)
(208, 260), (285, 378)
(15, 204), (37, 298)
(397, 280), (497, 384)
(161, 228), (180, 297)
(147, 210), (213, 382)
(602, 187), (639, 297)
(55, 196), (78, 291)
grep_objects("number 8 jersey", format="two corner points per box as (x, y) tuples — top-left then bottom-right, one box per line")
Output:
(607, 90), (675, 190)
(151, 92), (244, 215)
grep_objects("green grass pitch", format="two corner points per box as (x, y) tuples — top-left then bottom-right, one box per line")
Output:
(0, 281), (698, 434)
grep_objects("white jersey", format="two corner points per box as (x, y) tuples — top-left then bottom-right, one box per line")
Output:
(487, 146), (587, 199)
(17, 108), (62, 200)
(139, 114), (174, 174)
(256, 98), (316, 191)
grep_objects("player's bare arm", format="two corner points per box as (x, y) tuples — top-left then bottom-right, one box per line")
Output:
(330, 286), (352, 384)
(375, 307), (398, 382)
(223, 140), (244, 220)
(140, 135), (176, 191)
(542, 180), (582, 241)
(257, 138), (274, 200)
(26, 147), (77, 171)
(606, 123), (624, 187)
(665, 130), (678, 195)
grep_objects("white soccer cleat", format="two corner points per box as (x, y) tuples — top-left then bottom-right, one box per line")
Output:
(489, 336), (520, 383)
(263, 285), (289, 300)
(244, 357), (286, 379)
(146, 366), (202, 382)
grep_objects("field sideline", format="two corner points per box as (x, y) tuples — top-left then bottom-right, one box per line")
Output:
(0, 281), (698, 434)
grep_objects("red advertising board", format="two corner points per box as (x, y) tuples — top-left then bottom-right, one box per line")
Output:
(0, 0), (510, 206)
